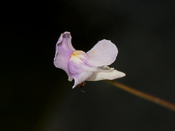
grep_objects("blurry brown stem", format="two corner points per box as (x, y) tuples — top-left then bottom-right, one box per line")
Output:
(105, 80), (175, 112)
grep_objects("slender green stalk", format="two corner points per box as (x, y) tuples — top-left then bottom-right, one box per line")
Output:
(105, 80), (175, 111)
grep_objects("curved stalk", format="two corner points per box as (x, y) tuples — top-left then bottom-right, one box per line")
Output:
(105, 80), (175, 111)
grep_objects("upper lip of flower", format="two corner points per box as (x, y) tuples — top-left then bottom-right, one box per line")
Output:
(54, 31), (125, 88)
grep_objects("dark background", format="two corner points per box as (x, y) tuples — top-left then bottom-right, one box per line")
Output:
(1, 0), (175, 131)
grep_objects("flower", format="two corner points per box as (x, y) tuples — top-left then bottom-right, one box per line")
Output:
(54, 31), (125, 88)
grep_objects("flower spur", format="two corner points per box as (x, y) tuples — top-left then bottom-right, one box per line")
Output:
(54, 31), (125, 89)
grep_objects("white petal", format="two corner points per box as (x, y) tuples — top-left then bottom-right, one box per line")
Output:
(87, 39), (118, 66)
(87, 67), (125, 81)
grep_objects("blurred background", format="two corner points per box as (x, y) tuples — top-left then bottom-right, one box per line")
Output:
(1, 0), (175, 131)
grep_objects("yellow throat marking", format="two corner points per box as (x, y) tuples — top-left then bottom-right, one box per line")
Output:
(70, 50), (86, 63)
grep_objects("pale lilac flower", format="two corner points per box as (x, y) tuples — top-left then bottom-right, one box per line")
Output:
(54, 31), (125, 88)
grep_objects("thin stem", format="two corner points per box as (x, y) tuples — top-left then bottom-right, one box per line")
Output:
(105, 80), (175, 112)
